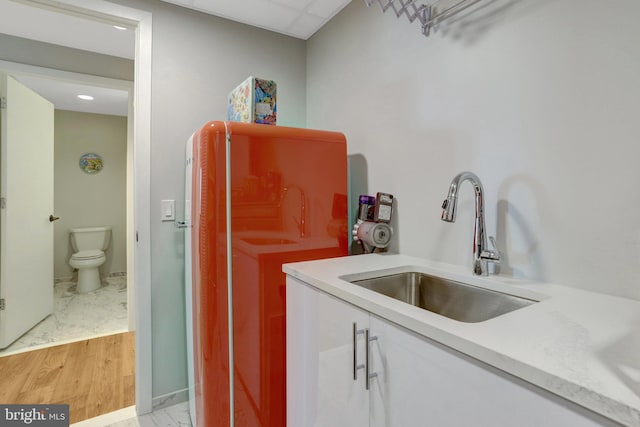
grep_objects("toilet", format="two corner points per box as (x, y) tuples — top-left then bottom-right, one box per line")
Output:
(69, 226), (112, 293)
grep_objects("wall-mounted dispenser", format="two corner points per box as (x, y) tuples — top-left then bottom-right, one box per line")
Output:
(352, 192), (394, 253)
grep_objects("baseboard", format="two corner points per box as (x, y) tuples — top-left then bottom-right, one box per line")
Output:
(108, 271), (128, 277)
(54, 272), (127, 283)
(152, 388), (189, 411)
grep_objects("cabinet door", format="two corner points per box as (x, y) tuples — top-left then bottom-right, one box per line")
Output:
(287, 277), (369, 427)
(369, 315), (618, 427)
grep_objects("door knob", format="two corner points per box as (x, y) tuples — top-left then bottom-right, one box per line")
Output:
(49, 215), (60, 222)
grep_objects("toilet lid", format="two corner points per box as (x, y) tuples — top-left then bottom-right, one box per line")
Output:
(72, 250), (104, 260)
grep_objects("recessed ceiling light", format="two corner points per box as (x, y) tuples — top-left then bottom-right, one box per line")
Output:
(113, 25), (127, 30)
(77, 95), (94, 101)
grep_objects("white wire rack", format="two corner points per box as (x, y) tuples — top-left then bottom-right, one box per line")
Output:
(364, 0), (486, 36)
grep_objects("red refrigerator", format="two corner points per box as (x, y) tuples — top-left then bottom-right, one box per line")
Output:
(185, 121), (348, 427)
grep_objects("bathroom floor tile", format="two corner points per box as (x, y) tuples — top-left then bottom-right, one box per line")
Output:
(71, 403), (192, 427)
(0, 275), (128, 356)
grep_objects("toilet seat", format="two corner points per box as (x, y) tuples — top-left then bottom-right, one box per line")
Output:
(72, 250), (104, 260)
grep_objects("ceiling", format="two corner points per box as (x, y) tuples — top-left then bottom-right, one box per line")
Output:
(12, 75), (130, 116)
(160, 0), (353, 40)
(0, 0), (135, 59)
(0, 0), (351, 116)
(0, 0), (133, 116)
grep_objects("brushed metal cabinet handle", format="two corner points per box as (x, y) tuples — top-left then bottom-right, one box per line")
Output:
(353, 322), (365, 380)
(365, 329), (378, 390)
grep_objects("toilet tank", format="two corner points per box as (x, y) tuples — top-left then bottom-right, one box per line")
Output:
(70, 226), (112, 252)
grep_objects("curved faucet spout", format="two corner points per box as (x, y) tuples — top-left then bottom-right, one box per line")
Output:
(441, 171), (499, 276)
(441, 171), (484, 223)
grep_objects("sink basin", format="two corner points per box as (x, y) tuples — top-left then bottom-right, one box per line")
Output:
(348, 272), (536, 323)
(240, 237), (297, 245)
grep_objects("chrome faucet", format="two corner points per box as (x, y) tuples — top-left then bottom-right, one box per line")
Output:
(441, 172), (500, 276)
(282, 185), (306, 238)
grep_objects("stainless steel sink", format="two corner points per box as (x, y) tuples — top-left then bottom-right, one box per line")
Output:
(348, 272), (536, 323)
(240, 237), (297, 245)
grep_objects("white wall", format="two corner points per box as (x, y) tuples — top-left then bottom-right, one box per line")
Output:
(307, 0), (640, 301)
(54, 110), (127, 279)
(109, 0), (307, 399)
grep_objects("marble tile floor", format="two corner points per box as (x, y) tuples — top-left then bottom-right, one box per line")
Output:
(71, 403), (192, 427)
(0, 275), (128, 356)
(72, 378), (259, 427)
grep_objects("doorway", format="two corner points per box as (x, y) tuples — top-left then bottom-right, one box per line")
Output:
(0, 70), (131, 356)
(0, 0), (153, 416)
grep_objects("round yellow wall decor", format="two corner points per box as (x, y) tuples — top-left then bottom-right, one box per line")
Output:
(79, 153), (103, 174)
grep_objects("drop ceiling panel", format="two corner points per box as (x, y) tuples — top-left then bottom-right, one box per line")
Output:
(271, 0), (315, 11)
(307, 0), (352, 19)
(160, 0), (352, 39)
(288, 14), (325, 39)
(193, 0), (300, 30)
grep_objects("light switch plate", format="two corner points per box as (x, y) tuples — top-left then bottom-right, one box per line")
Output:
(161, 199), (175, 221)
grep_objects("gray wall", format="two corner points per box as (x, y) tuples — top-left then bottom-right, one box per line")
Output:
(109, 0), (307, 399)
(0, 33), (133, 81)
(307, 0), (640, 300)
(53, 110), (127, 279)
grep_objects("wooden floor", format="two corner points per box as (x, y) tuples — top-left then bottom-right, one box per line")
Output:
(0, 332), (135, 424)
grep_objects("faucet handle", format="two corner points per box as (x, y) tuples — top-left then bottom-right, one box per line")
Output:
(481, 236), (501, 263)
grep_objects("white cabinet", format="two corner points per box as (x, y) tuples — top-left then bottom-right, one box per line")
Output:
(286, 276), (369, 427)
(368, 316), (618, 427)
(287, 276), (618, 427)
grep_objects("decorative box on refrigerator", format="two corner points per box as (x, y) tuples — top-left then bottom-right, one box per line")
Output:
(185, 121), (348, 427)
(227, 76), (277, 125)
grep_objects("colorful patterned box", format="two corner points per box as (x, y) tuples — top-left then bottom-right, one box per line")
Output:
(227, 76), (277, 125)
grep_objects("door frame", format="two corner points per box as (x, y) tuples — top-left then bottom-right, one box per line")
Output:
(0, 60), (136, 329)
(11, 0), (154, 415)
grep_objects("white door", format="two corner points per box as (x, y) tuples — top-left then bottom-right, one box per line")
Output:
(0, 74), (55, 349)
(286, 277), (370, 427)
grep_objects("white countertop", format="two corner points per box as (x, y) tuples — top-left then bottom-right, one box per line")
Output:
(283, 253), (640, 426)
